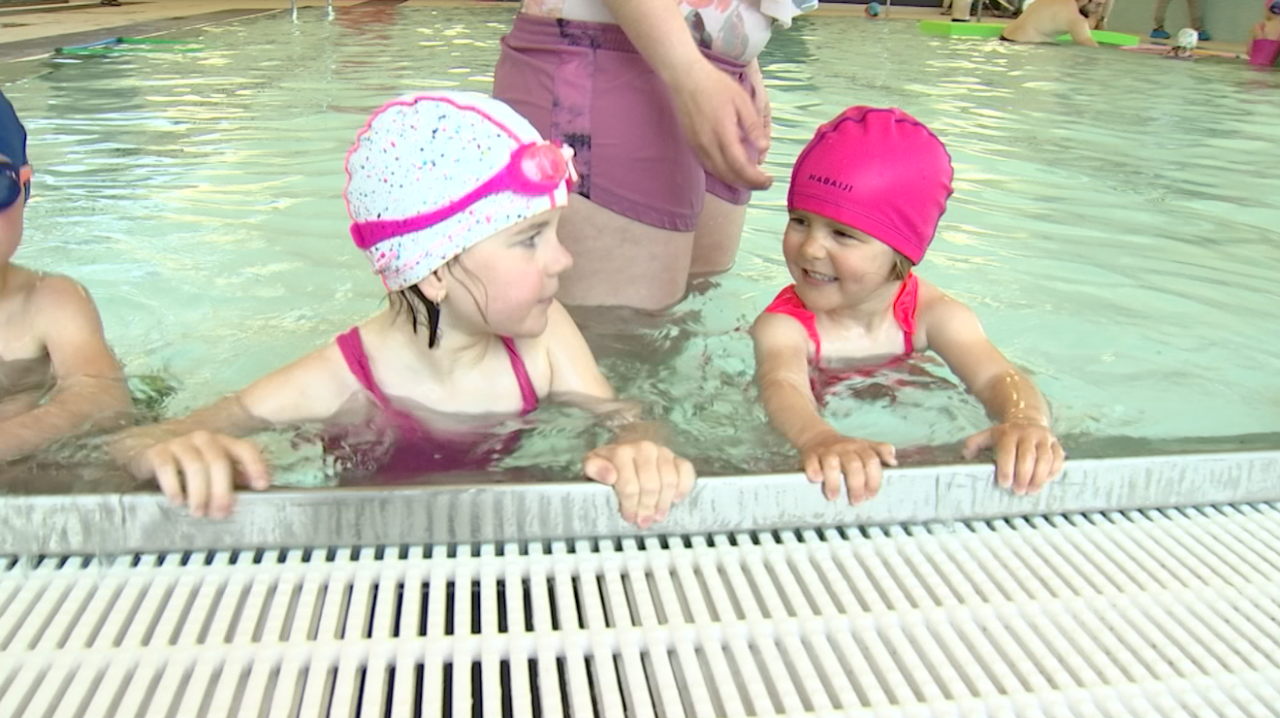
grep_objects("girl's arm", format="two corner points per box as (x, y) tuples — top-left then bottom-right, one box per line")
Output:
(113, 344), (356, 454)
(752, 313), (832, 449)
(920, 295), (1063, 494)
(542, 301), (696, 527)
(751, 313), (896, 504)
(110, 343), (360, 517)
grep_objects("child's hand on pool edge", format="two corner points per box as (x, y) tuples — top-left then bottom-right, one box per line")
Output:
(583, 441), (696, 529)
(132, 430), (271, 519)
(798, 431), (898, 505)
(962, 420), (1064, 496)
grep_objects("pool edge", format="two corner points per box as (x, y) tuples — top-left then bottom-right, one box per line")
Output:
(4, 449), (1278, 555)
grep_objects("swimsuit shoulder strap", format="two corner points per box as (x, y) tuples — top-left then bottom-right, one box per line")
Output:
(763, 284), (823, 363)
(501, 337), (540, 416)
(336, 327), (394, 410)
(892, 273), (920, 355)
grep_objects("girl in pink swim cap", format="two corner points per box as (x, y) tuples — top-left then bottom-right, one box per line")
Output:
(1248, 0), (1280, 66)
(113, 92), (695, 527)
(752, 106), (1062, 504)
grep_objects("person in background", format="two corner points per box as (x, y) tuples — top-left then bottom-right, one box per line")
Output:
(1152, 0), (1209, 41)
(1248, 0), (1280, 66)
(999, 0), (1105, 46)
(1166, 27), (1199, 57)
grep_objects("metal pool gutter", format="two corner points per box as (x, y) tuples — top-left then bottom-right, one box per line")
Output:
(3, 450), (1278, 555)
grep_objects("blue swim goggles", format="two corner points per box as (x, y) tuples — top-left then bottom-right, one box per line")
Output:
(1, 162), (29, 211)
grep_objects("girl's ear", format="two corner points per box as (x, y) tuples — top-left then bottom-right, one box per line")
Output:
(417, 270), (447, 304)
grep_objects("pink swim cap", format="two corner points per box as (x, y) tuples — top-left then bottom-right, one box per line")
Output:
(787, 106), (953, 265)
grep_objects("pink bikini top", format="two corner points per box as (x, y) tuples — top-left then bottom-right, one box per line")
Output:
(326, 327), (539, 480)
(762, 273), (920, 366)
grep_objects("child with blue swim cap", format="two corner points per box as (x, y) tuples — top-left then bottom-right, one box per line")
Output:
(865, 2), (884, 18)
(0, 90), (131, 461)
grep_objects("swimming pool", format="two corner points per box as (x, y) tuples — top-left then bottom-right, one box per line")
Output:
(3, 6), (1280, 485)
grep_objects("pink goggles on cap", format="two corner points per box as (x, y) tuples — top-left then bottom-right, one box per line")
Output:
(350, 140), (577, 249)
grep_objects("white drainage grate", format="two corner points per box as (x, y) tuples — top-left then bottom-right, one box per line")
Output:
(2, 503), (1279, 717)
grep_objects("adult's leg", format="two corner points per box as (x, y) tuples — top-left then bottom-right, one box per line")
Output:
(555, 195), (695, 310)
(494, 16), (716, 308)
(1184, 0), (1202, 30)
(690, 194), (747, 276)
(1152, 0), (1171, 28)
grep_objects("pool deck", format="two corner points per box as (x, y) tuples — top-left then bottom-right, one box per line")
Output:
(2, 0), (1245, 64)
(0, 0), (883, 53)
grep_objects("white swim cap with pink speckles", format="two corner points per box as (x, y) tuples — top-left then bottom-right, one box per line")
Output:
(344, 92), (575, 292)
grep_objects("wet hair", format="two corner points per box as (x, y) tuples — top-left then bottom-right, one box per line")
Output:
(390, 257), (491, 348)
(392, 285), (442, 348)
(889, 252), (914, 281)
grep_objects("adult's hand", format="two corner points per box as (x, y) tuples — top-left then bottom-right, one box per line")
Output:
(746, 59), (772, 164)
(668, 63), (773, 191)
(599, 0), (772, 189)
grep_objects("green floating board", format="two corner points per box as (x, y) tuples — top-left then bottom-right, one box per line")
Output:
(116, 37), (198, 45)
(55, 37), (203, 55)
(58, 46), (203, 55)
(919, 20), (1139, 46)
(57, 43), (203, 55)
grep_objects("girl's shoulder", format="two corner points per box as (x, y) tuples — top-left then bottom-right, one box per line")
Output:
(911, 274), (950, 311)
(911, 276), (982, 341)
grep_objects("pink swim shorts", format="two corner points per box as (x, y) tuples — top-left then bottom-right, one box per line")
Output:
(493, 13), (756, 233)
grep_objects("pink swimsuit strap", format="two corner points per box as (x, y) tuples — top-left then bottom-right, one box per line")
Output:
(762, 273), (919, 364)
(336, 328), (539, 417)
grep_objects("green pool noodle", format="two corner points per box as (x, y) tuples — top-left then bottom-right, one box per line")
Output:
(918, 20), (1139, 46)
(116, 37), (201, 46)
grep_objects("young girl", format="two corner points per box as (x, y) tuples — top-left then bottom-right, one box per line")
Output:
(752, 106), (1063, 505)
(113, 92), (695, 527)
(1248, 0), (1280, 67)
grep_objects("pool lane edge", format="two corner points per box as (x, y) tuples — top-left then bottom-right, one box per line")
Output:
(3, 449), (1278, 555)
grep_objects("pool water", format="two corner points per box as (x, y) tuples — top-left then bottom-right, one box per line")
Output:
(3, 7), (1280, 483)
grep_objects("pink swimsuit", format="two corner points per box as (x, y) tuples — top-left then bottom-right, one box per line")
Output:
(762, 274), (922, 396)
(763, 274), (920, 364)
(327, 327), (539, 480)
(1249, 28), (1280, 66)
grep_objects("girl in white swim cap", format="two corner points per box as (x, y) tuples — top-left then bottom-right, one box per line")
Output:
(114, 92), (696, 527)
